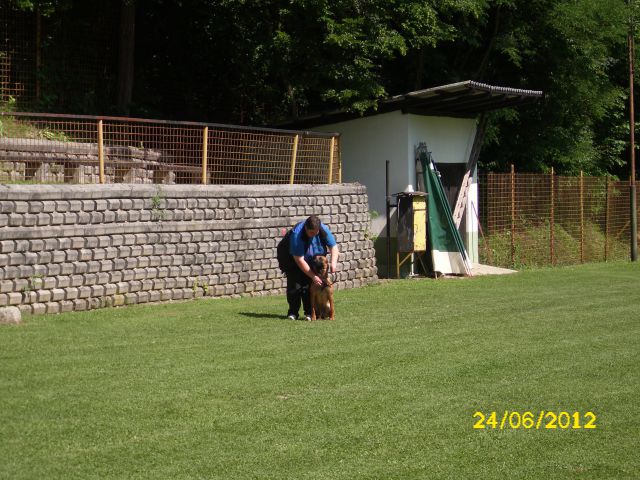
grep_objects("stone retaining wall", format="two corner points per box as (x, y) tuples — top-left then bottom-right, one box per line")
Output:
(0, 139), (181, 184)
(0, 183), (377, 315)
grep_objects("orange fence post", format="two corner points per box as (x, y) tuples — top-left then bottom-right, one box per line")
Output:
(97, 120), (105, 184)
(327, 137), (335, 184)
(201, 126), (208, 185)
(289, 134), (299, 184)
(336, 137), (342, 183)
(487, 172), (493, 234)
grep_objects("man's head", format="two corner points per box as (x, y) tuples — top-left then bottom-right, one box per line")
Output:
(304, 215), (321, 238)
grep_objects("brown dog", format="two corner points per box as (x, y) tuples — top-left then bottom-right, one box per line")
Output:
(309, 255), (335, 320)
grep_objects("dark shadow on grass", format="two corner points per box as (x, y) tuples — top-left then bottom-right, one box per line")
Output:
(238, 312), (288, 320)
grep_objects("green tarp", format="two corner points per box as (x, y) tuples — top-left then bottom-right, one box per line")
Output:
(418, 146), (472, 276)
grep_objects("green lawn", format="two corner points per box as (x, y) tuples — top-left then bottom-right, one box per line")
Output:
(1, 262), (639, 479)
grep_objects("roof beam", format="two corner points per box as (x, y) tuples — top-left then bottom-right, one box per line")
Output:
(403, 90), (492, 110)
(430, 92), (505, 111)
(403, 93), (539, 116)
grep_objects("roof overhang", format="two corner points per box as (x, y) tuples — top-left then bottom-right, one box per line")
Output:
(276, 80), (543, 129)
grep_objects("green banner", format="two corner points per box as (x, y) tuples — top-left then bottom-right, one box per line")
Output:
(418, 147), (472, 276)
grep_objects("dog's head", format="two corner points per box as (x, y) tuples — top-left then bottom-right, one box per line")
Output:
(312, 255), (329, 277)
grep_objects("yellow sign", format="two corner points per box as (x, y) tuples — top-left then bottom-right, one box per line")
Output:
(413, 196), (427, 251)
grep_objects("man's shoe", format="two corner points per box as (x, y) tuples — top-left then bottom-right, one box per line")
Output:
(304, 315), (312, 321)
(287, 314), (297, 320)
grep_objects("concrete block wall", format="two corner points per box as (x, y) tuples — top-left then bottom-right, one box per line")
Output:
(0, 183), (377, 315)
(0, 139), (172, 184)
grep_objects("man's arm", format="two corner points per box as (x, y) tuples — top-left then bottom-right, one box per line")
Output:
(294, 256), (323, 286)
(328, 245), (339, 273)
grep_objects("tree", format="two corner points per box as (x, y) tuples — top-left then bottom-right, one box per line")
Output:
(473, 0), (634, 175)
(7, 0), (640, 176)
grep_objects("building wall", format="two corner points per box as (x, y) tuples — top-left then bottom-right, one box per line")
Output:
(0, 184), (378, 315)
(315, 113), (479, 263)
(314, 111), (410, 233)
(407, 115), (479, 263)
(407, 116), (476, 168)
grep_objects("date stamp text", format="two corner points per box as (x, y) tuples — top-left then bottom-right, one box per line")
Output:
(473, 411), (597, 430)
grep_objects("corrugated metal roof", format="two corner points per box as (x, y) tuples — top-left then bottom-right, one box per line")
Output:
(397, 80), (543, 115)
(276, 80), (543, 129)
(402, 80), (543, 100)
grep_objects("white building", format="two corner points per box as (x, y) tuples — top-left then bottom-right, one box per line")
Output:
(284, 81), (542, 273)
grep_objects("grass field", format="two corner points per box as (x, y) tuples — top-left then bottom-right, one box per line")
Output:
(1, 262), (639, 479)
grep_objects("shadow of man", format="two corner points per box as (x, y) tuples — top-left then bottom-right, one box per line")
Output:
(238, 312), (287, 320)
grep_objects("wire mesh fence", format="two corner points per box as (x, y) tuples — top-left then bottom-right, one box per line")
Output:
(1, 1), (119, 113)
(0, 112), (341, 185)
(0, 4), (38, 107)
(478, 168), (638, 267)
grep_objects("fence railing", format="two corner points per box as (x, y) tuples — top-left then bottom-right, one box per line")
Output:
(0, 112), (341, 185)
(478, 167), (638, 267)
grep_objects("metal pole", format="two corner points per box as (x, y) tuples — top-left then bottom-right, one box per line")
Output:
(631, 18), (638, 259)
(386, 160), (391, 279)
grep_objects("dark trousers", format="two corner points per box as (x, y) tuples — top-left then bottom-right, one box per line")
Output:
(286, 267), (311, 317)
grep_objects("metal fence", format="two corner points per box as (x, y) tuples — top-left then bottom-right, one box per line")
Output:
(478, 168), (638, 267)
(0, 112), (341, 185)
(1, 2), (120, 112)
(0, 4), (38, 106)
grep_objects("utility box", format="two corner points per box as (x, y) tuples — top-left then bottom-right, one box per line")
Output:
(396, 192), (428, 252)
(394, 191), (428, 277)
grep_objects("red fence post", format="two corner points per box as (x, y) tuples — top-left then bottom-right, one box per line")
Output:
(580, 171), (585, 263)
(550, 167), (555, 266)
(605, 179), (610, 261)
(510, 164), (516, 267)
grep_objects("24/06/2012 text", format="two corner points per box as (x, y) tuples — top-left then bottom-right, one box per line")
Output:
(473, 411), (597, 430)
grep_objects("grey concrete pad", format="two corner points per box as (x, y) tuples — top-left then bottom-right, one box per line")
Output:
(472, 263), (517, 276)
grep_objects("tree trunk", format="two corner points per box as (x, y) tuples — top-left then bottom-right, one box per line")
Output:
(288, 84), (298, 119)
(117, 0), (135, 114)
(475, 5), (502, 81)
(414, 48), (425, 91)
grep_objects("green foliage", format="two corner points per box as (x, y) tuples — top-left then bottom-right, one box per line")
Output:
(129, 0), (640, 175)
(0, 96), (17, 113)
(481, 220), (631, 268)
(11, 0), (65, 16)
(8, 0), (640, 175)
(150, 186), (166, 221)
(0, 115), (69, 141)
(20, 274), (44, 294)
(3, 96), (68, 140)
(127, 0), (495, 121)
(477, 0), (637, 176)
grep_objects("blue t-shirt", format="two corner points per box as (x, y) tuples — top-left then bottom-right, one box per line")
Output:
(289, 221), (337, 263)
